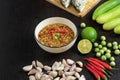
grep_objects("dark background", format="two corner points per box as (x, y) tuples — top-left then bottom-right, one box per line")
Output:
(0, 0), (120, 80)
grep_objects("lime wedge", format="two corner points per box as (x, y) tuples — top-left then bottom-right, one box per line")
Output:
(77, 39), (92, 54)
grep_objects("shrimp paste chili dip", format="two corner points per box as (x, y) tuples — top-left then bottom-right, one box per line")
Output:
(38, 23), (74, 47)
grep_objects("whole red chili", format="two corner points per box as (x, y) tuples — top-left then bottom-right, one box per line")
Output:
(85, 58), (104, 69)
(85, 64), (101, 80)
(87, 58), (112, 70)
(89, 62), (111, 78)
(87, 64), (108, 80)
(89, 62), (103, 72)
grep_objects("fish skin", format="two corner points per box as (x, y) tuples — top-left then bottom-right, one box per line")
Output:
(60, 0), (71, 8)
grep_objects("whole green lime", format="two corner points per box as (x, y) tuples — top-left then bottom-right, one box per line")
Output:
(81, 27), (97, 42)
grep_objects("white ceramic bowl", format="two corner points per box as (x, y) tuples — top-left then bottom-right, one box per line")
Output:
(34, 17), (78, 53)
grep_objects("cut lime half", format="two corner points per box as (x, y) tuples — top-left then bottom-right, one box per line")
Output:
(77, 39), (92, 54)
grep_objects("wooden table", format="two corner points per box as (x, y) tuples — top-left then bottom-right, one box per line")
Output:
(0, 0), (120, 80)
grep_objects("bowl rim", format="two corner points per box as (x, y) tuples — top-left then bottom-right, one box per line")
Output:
(34, 17), (78, 48)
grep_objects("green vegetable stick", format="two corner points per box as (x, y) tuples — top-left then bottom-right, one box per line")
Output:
(114, 25), (120, 34)
(92, 0), (120, 20)
(103, 18), (120, 30)
(96, 5), (120, 24)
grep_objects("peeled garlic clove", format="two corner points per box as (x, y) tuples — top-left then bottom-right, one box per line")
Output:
(76, 61), (83, 67)
(35, 72), (42, 80)
(64, 65), (71, 72)
(52, 61), (61, 71)
(23, 65), (33, 72)
(54, 77), (60, 80)
(29, 75), (36, 80)
(62, 74), (66, 78)
(75, 67), (82, 72)
(62, 59), (66, 64)
(41, 74), (53, 80)
(36, 60), (43, 68)
(60, 77), (66, 80)
(28, 69), (37, 75)
(57, 64), (64, 71)
(49, 71), (58, 78)
(32, 61), (36, 68)
(45, 77), (52, 80)
(62, 59), (68, 66)
(74, 72), (80, 79)
(40, 75), (47, 80)
(36, 67), (42, 73)
(66, 76), (76, 80)
(79, 75), (86, 80)
(44, 65), (51, 71)
(70, 64), (76, 71)
(62, 59), (70, 68)
(48, 75), (54, 80)
(67, 59), (75, 65)
(64, 71), (75, 76)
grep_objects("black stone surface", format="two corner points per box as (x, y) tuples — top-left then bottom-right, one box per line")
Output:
(0, 0), (120, 80)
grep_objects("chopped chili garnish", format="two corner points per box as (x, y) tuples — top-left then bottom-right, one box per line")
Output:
(49, 29), (68, 39)
(49, 32), (53, 39)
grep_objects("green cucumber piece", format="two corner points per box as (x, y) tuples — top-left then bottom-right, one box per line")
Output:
(114, 25), (120, 34)
(103, 18), (120, 30)
(92, 0), (120, 20)
(96, 5), (120, 24)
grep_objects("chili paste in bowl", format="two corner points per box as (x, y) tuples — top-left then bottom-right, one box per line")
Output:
(38, 23), (74, 47)
(34, 17), (78, 53)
